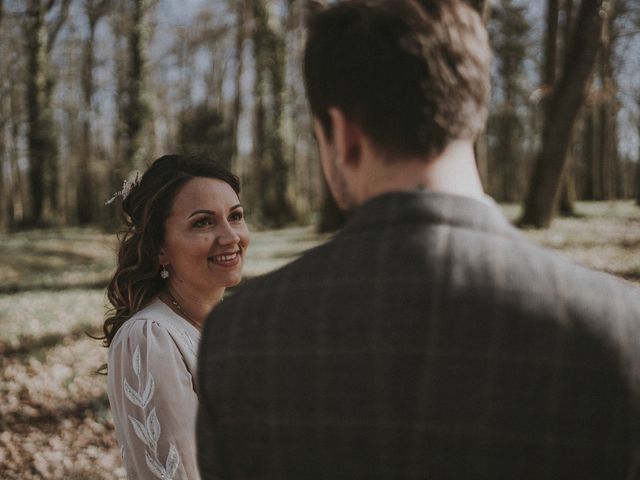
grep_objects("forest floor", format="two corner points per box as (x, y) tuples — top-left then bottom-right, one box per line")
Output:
(0, 200), (639, 479)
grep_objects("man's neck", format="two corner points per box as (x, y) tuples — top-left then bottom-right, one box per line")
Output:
(357, 140), (485, 203)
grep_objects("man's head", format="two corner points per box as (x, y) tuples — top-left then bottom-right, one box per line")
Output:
(304, 0), (491, 209)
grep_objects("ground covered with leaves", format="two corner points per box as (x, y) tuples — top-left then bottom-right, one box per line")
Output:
(1, 201), (638, 479)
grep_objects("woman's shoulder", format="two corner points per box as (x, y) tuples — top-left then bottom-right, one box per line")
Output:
(109, 298), (199, 359)
(111, 297), (164, 334)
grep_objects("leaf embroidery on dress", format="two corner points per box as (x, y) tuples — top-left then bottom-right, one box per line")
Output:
(128, 415), (151, 447)
(124, 377), (147, 408)
(145, 450), (167, 478)
(140, 375), (155, 408)
(133, 345), (141, 376)
(144, 444), (182, 480)
(166, 443), (180, 478)
(146, 408), (161, 444)
(123, 342), (182, 480)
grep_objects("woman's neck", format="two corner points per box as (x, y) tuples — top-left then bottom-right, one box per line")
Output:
(163, 284), (224, 329)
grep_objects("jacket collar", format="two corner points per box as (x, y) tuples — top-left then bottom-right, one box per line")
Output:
(339, 190), (521, 241)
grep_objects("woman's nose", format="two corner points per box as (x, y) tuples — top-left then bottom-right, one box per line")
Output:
(217, 222), (241, 245)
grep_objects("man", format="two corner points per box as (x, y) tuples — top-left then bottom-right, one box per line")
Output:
(197, 1), (640, 478)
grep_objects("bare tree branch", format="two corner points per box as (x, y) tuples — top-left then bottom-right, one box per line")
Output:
(86, 0), (109, 23)
(47, 0), (72, 52)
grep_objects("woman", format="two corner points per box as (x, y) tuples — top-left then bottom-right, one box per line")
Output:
(102, 154), (250, 479)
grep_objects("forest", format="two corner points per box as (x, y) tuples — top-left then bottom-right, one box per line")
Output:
(1, 1), (640, 478)
(0, 0), (639, 232)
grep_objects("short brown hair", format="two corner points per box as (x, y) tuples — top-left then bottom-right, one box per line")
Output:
(303, 0), (491, 160)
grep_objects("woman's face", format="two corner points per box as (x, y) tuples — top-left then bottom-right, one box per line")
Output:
(159, 177), (250, 295)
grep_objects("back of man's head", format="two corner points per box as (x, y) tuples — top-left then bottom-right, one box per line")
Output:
(304, 0), (491, 161)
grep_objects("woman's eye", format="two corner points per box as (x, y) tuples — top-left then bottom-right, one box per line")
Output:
(193, 218), (213, 228)
(229, 211), (244, 222)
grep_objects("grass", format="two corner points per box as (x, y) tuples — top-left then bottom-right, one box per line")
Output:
(0, 200), (638, 479)
(503, 200), (640, 282)
(0, 228), (116, 294)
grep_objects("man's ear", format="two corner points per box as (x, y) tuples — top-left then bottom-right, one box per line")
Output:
(327, 108), (363, 168)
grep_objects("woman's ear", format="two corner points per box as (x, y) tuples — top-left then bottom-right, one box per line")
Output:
(158, 248), (168, 266)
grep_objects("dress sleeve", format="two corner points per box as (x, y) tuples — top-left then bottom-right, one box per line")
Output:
(108, 319), (201, 480)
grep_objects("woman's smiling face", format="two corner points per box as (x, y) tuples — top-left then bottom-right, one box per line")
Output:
(159, 177), (250, 295)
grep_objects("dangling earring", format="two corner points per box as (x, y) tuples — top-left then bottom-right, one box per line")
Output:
(160, 265), (169, 279)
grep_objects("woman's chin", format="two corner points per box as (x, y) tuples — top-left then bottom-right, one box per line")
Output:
(219, 271), (243, 288)
(227, 274), (243, 287)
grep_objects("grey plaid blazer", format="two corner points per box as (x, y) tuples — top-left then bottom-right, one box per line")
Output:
(197, 191), (640, 480)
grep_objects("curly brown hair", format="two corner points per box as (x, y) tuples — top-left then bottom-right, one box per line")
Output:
(100, 154), (240, 348)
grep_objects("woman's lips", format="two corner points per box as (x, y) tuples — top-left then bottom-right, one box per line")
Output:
(208, 251), (241, 267)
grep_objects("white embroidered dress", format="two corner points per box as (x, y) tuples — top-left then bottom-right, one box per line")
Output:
(107, 298), (201, 480)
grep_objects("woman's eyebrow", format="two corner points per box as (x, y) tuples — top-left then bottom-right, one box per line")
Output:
(188, 209), (214, 219)
(188, 204), (242, 219)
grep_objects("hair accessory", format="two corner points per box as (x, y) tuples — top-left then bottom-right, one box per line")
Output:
(160, 265), (169, 279)
(105, 173), (141, 205)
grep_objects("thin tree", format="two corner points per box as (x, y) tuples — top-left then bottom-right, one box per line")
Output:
(250, 0), (296, 226)
(637, 93), (640, 206)
(580, 0), (622, 202)
(0, 2), (6, 230)
(553, 0), (578, 215)
(487, 0), (530, 202)
(520, 0), (609, 228)
(119, 0), (153, 176)
(78, 0), (109, 225)
(231, 0), (246, 170)
(23, 0), (71, 225)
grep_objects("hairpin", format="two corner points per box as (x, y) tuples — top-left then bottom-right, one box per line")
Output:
(105, 173), (141, 205)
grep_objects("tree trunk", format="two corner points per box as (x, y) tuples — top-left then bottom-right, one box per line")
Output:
(496, 111), (516, 202)
(583, 107), (598, 199)
(231, 0), (246, 171)
(103, 3), (131, 229)
(78, 1), (108, 225)
(0, 0), (5, 229)
(599, 1), (619, 200)
(544, 0), (559, 86)
(519, 0), (607, 228)
(10, 146), (23, 225)
(637, 119), (640, 206)
(120, 0), (152, 175)
(577, 0), (618, 203)
(559, 158), (576, 215)
(25, 0), (57, 225)
(251, 0), (268, 220)
(0, 119), (5, 231)
(251, 0), (296, 227)
(547, 0), (577, 217)
(0, 0), (4, 229)
(22, 0), (71, 226)
(8, 76), (23, 224)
